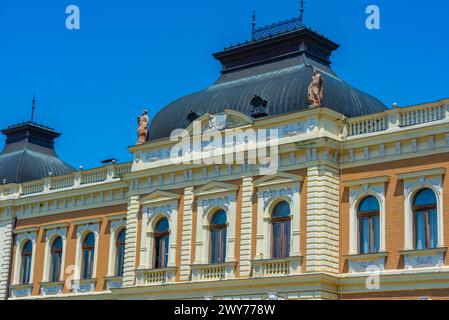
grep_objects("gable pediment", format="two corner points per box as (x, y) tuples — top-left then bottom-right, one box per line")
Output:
(139, 190), (181, 205)
(194, 181), (239, 197)
(254, 172), (303, 188)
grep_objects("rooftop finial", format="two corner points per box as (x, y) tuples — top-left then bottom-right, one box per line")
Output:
(251, 10), (257, 40)
(299, 0), (305, 27)
(31, 94), (36, 123)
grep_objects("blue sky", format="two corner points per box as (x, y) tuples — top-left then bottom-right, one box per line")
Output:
(0, 0), (448, 169)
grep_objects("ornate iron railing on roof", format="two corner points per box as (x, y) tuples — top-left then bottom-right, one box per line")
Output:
(251, 17), (302, 41)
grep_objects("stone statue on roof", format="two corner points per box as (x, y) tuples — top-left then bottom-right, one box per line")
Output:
(137, 110), (149, 145)
(308, 68), (324, 107)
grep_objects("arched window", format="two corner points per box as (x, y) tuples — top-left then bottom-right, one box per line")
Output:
(413, 188), (438, 250)
(154, 218), (169, 269)
(115, 229), (126, 276)
(271, 202), (291, 259)
(20, 240), (33, 284)
(210, 210), (227, 264)
(358, 196), (380, 254)
(81, 233), (95, 280)
(50, 237), (63, 282)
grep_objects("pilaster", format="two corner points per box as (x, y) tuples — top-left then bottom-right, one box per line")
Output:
(306, 165), (340, 273)
(239, 177), (254, 277)
(122, 194), (140, 287)
(179, 186), (194, 281)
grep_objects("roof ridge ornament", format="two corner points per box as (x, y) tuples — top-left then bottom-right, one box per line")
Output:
(299, 0), (305, 28)
(31, 94), (36, 123)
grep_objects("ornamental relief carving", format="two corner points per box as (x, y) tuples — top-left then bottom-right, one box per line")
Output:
(404, 177), (442, 197)
(197, 196), (235, 215)
(146, 204), (178, 221)
(348, 257), (386, 273)
(349, 184), (385, 207)
(45, 228), (67, 242)
(404, 252), (444, 269)
(15, 232), (36, 246)
(258, 185), (299, 210)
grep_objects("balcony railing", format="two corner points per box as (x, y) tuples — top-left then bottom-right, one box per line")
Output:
(135, 267), (177, 286)
(0, 163), (132, 200)
(252, 257), (302, 277)
(347, 101), (449, 137)
(191, 262), (237, 281)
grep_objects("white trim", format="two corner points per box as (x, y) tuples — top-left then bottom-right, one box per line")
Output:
(13, 231), (37, 285)
(74, 223), (100, 281)
(348, 183), (386, 255)
(194, 192), (237, 265)
(107, 219), (126, 277)
(140, 201), (179, 269)
(255, 182), (301, 260)
(42, 227), (67, 282)
(401, 174), (444, 250)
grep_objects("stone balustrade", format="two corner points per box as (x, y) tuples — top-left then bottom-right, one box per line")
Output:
(252, 257), (302, 277)
(191, 262), (237, 281)
(135, 267), (177, 286)
(347, 101), (449, 138)
(0, 163), (132, 200)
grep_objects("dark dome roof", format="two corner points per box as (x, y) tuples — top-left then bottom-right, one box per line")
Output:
(0, 123), (75, 184)
(148, 27), (387, 141)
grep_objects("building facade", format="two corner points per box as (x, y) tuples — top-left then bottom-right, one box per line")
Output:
(1, 18), (449, 300)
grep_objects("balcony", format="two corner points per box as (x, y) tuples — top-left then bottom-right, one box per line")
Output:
(252, 256), (302, 277)
(10, 284), (33, 299)
(191, 262), (237, 281)
(40, 281), (64, 296)
(135, 267), (177, 286)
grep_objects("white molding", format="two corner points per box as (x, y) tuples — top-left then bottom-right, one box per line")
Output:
(42, 227), (67, 282)
(255, 182), (301, 260)
(74, 223), (100, 281)
(13, 231), (37, 285)
(107, 219), (126, 277)
(194, 181), (239, 197)
(140, 201), (179, 269)
(401, 174), (444, 250)
(194, 193), (237, 265)
(348, 183), (386, 255)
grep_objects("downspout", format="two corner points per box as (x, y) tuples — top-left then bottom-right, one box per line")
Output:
(5, 216), (17, 300)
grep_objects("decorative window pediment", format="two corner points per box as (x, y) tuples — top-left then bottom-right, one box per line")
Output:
(140, 190), (181, 205)
(254, 172), (303, 188)
(194, 181), (239, 197)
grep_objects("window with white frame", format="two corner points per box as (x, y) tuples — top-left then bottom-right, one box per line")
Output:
(255, 174), (302, 260)
(357, 196), (380, 255)
(209, 209), (227, 264)
(13, 231), (37, 286)
(139, 193), (179, 270)
(74, 223), (99, 281)
(400, 169), (445, 251)
(347, 177), (388, 256)
(413, 188), (438, 250)
(42, 227), (67, 283)
(107, 219), (126, 277)
(194, 194), (237, 265)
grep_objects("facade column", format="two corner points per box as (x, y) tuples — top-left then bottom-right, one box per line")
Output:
(306, 165), (340, 273)
(0, 218), (13, 300)
(239, 176), (253, 277)
(179, 186), (194, 281)
(122, 195), (140, 287)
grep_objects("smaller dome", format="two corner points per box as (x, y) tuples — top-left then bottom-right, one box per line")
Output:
(0, 122), (75, 184)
